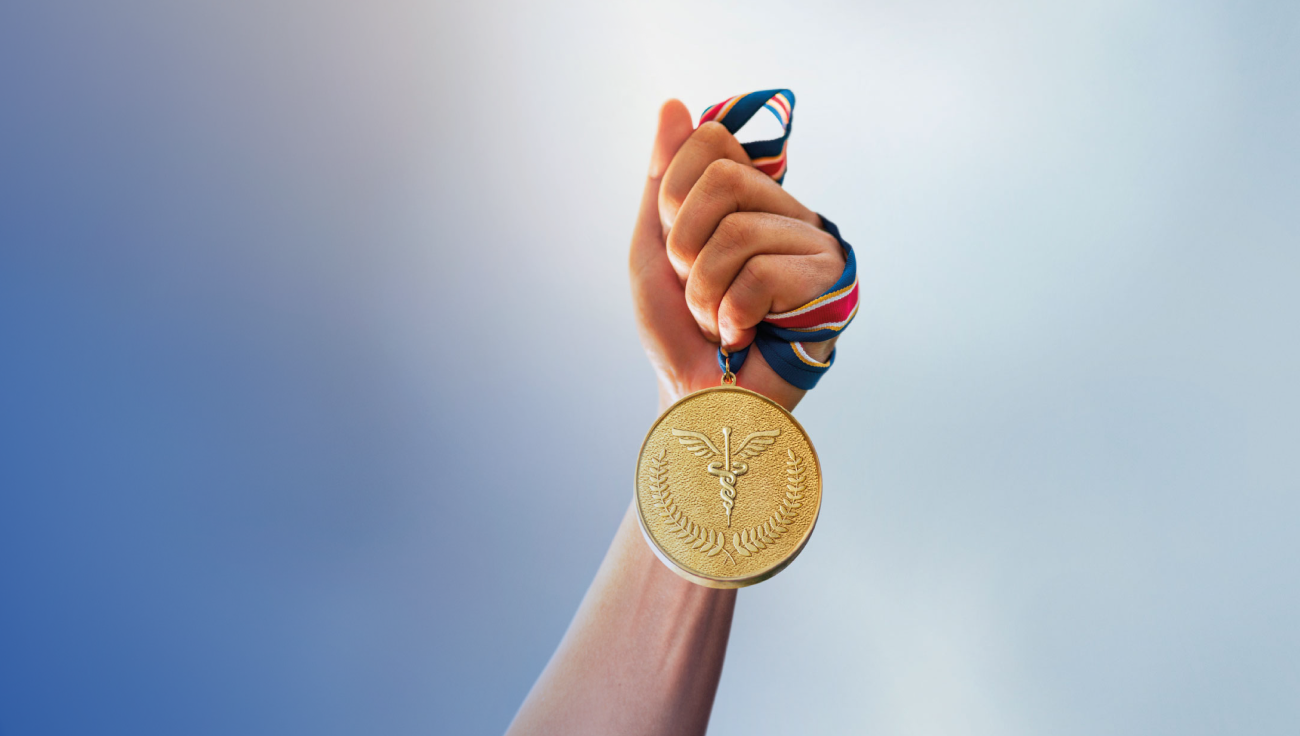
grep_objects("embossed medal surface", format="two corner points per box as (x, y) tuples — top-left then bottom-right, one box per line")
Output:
(635, 385), (822, 588)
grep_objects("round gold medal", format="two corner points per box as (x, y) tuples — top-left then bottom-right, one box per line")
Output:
(634, 385), (822, 588)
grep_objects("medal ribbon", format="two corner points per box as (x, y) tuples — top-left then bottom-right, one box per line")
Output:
(700, 89), (859, 390)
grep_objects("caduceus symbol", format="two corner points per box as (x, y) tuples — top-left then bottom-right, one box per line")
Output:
(671, 426), (780, 526)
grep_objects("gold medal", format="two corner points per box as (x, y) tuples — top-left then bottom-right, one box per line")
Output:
(634, 375), (823, 588)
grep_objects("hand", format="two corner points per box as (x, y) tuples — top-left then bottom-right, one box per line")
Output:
(629, 100), (845, 412)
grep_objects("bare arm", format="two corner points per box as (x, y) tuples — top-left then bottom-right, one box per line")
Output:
(508, 100), (841, 735)
(506, 503), (735, 736)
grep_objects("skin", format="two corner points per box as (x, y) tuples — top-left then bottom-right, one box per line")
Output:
(506, 100), (844, 736)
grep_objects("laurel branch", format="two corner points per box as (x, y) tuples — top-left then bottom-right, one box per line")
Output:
(731, 449), (805, 557)
(647, 449), (735, 564)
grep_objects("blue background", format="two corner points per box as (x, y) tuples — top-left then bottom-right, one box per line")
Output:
(2, 1), (1297, 734)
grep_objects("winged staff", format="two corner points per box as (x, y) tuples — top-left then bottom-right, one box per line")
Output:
(671, 426), (780, 526)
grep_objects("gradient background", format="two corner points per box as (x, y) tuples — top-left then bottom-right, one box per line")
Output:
(2, 1), (1298, 734)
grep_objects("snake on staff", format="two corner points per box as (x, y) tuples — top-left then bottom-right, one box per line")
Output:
(672, 426), (781, 526)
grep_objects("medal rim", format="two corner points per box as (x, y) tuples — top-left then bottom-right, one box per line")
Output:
(634, 384), (823, 589)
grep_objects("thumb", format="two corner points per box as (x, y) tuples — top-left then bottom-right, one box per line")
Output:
(630, 100), (694, 270)
(648, 99), (695, 180)
(629, 99), (711, 388)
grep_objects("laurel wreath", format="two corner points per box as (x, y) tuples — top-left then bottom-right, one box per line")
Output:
(647, 447), (807, 564)
(731, 449), (805, 557)
(647, 449), (734, 564)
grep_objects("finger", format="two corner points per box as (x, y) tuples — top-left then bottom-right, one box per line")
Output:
(684, 213), (842, 344)
(666, 159), (821, 278)
(630, 99), (695, 275)
(716, 253), (843, 354)
(628, 99), (713, 380)
(658, 122), (751, 234)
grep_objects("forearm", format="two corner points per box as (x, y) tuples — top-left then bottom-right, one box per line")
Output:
(506, 502), (736, 736)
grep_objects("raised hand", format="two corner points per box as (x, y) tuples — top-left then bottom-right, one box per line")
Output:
(629, 100), (844, 411)
(512, 97), (841, 736)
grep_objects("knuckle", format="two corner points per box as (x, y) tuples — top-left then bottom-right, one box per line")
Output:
(719, 299), (760, 335)
(709, 214), (750, 256)
(684, 279), (710, 313)
(707, 158), (748, 189)
(684, 279), (718, 325)
(693, 121), (734, 151)
(717, 295), (742, 329)
(718, 311), (748, 337)
(664, 227), (692, 265)
(732, 259), (769, 299)
(815, 226), (843, 259)
(664, 225), (684, 254)
(720, 260), (771, 327)
(700, 158), (746, 197)
(659, 181), (688, 223)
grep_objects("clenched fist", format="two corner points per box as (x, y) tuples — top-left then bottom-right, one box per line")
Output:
(630, 100), (845, 412)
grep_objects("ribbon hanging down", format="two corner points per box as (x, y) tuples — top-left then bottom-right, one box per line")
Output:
(699, 89), (859, 390)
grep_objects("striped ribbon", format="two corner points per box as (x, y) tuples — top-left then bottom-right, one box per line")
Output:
(701, 89), (859, 390)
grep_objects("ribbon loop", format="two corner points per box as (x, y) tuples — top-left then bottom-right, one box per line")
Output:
(700, 89), (796, 183)
(701, 90), (858, 390)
